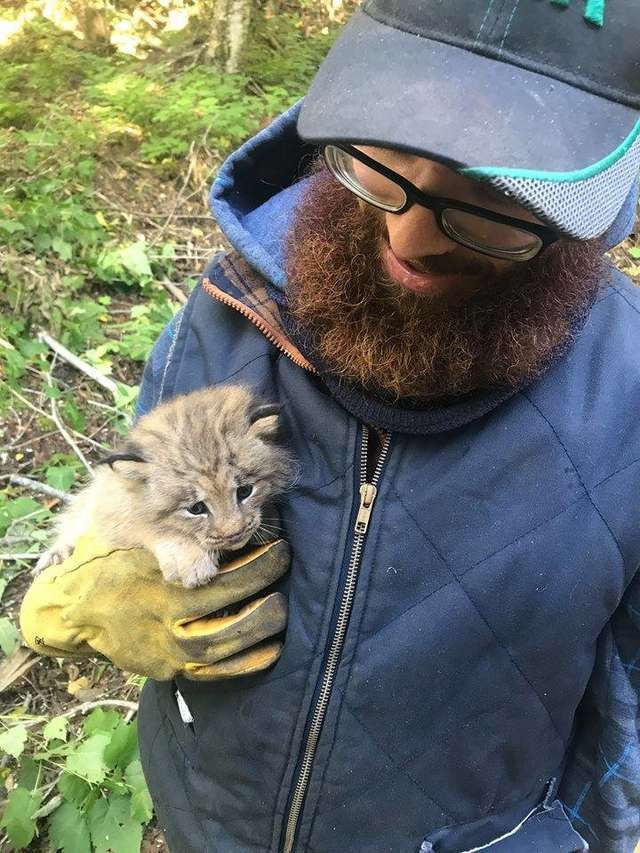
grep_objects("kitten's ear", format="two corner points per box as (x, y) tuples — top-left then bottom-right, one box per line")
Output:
(248, 403), (281, 440)
(96, 443), (148, 482)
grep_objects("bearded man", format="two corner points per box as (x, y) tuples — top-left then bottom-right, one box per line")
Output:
(20, 1), (640, 851)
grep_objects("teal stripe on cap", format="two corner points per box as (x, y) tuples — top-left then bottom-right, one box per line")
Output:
(461, 119), (640, 183)
(584, 0), (605, 26)
(549, 0), (604, 27)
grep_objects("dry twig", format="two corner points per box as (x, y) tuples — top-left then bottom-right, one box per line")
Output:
(9, 474), (70, 503)
(159, 279), (188, 304)
(50, 398), (92, 474)
(61, 698), (139, 719)
(6, 375), (104, 465)
(0, 553), (40, 561)
(37, 330), (119, 397)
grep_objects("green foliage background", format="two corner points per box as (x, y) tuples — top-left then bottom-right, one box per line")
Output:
(0, 3), (350, 850)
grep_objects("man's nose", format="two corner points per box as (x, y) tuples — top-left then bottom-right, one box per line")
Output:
(385, 204), (458, 260)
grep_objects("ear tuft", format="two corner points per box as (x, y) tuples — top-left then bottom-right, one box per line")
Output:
(95, 443), (148, 481)
(248, 403), (281, 440)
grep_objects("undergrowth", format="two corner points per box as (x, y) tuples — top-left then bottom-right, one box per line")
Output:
(0, 5), (345, 850)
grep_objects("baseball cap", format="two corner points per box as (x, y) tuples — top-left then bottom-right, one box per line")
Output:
(297, 0), (640, 240)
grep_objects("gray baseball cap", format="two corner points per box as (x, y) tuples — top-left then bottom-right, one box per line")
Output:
(298, 0), (640, 240)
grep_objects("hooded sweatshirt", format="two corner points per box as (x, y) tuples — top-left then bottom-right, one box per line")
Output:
(136, 101), (640, 853)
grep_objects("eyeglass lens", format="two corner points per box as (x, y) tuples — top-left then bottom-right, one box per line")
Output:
(324, 145), (543, 260)
(324, 145), (406, 211)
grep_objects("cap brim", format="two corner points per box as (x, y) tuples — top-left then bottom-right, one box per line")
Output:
(298, 9), (638, 174)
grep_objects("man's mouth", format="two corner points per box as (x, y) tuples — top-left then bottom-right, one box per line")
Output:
(383, 243), (485, 294)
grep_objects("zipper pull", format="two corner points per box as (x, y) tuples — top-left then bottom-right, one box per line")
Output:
(355, 483), (378, 535)
(175, 687), (194, 725)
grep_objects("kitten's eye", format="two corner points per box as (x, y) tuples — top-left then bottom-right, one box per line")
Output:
(236, 484), (254, 502)
(186, 501), (209, 516)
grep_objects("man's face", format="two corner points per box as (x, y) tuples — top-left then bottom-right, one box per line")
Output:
(284, 149), (605, 402)
(357, 145), (543, 300)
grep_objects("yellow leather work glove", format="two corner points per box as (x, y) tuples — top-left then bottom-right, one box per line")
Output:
(19, 534), (289, 681)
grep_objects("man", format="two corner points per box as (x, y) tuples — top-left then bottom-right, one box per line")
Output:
(20, 1), (640, 850)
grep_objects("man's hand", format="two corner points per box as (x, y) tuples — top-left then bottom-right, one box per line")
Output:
(19, 533), (289, 681)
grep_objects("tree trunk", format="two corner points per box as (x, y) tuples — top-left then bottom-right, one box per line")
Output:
(42, 0), (111, 46)
(205, 0), (254, 73)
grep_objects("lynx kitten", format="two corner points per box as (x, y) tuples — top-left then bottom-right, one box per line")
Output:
(36, 386), (293, 588)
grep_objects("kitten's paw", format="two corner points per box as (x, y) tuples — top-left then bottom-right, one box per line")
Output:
(159, 553), (219, 589)
(34, 543), (74, 575)
(179, 554), (219, 589)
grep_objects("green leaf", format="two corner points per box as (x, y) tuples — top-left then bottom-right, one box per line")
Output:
(0, 219), (25, 234)
(48, 801), (91, 853)
(628, 246), (640, 258)
(112, 382), (138, 411)
(43, 716), (69, 744)
(104, 721), (138, 771)
(33, 232), (52, 253)
(65, 732), (110, 784)
(51, 237), (73, 261)
(0, 496), (43, 537)
(45, 466), (76, 492)
(0, 786), (42, 849)
(119, 240), (152, 279)
(0, 617), (21, 657)
(83, 708), (121, 737)
(88, 795), (143, 853)
(0, 724), (28, 759)
(0, 578), (8, 604)
(57, 772), (91, 806)
(44, 384), (63, 400)
(61, 397), (86, 433)
(125, 759), (153, 823)
(17, 756), (39, 790)
(18, 340), (47, 359)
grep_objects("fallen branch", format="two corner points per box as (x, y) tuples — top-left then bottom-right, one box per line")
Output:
(33, 794), (62, 821)
(7, 384), (110, 450)
(0, 553), (40, 561)
(50, 398), (92, 474)
(1, 429), (59, 452)
(0, 535), (31, 546)
(0, 647), (38, 693)
(37, 330), (119, 397)
(157, 140), (196, 238)
(9, 474), (70, 503)
(0, 696), (138, 728)
(61, 698), (138, 719)
(160, 279), (188, 304)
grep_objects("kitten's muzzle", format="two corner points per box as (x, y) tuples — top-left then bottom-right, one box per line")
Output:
(208, 523), (257, 549)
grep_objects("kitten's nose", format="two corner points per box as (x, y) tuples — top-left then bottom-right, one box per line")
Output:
(214, 521), (246, 542)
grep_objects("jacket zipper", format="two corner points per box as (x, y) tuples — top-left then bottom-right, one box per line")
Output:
(282, 425), (391, 853)
(201, 273), (392, 850)
(201, 276), (315, 373)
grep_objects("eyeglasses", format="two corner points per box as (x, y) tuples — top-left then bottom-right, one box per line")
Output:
(323, 144), (560, 262)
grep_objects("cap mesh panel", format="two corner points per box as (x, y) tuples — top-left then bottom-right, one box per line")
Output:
(484, 133), (640, 239)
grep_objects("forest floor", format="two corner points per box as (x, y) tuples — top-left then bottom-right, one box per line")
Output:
(0, 3), (354, 849)
(0, 3), (638, 852)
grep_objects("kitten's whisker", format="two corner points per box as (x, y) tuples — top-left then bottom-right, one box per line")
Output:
(258, 525), (284, 536)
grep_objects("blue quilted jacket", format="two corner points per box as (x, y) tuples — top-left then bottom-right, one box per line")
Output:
(137, 102), (640, 853)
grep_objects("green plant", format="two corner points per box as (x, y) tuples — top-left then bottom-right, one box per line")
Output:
(0, 708), (153, 852)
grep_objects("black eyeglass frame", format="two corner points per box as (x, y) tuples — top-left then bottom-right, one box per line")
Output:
(322, 143), (561, 262)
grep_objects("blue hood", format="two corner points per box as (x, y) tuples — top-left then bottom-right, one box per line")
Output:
(210, 99), (639, 291)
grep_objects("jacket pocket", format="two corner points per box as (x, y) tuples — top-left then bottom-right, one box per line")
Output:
(419, 781), (589, 852)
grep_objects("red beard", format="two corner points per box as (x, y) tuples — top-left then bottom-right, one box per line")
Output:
(284, 165), (606, 402)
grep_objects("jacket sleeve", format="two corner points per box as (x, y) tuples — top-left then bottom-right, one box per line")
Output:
(559, 571), (640, 853)
(135, 307), (185, 418)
